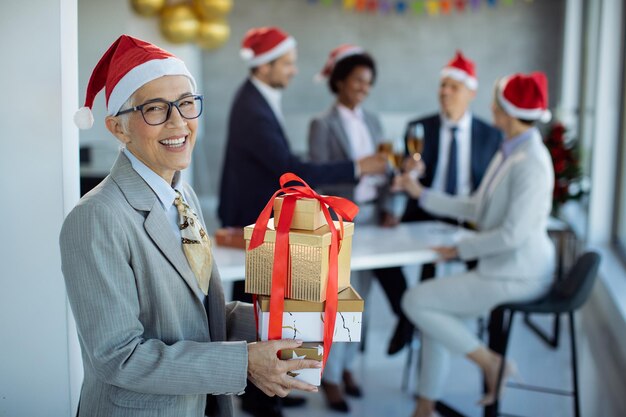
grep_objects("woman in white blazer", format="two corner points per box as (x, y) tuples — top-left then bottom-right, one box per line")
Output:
(398, 72), (556, 417)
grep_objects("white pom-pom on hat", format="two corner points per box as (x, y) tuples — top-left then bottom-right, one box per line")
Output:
(540, 110), (552, 124)
(240, 48), (254, 60)
(74, 107), (95, 130)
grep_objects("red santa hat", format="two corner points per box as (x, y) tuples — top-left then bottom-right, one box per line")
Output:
(74, 34), (196, 130)
(440, 50), (478, 91)
(240, 26), (297, 68)
(314, 44), (365, 82)
(497, 72), (551, 123)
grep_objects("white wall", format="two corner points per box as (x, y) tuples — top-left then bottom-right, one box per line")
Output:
(0, 0), (80, 416)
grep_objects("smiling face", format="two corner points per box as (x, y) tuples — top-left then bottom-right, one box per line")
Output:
(438, 76), (475, 122)
(106, 75), (198, 184)
(336, 65), (373, 109)
(255, 49), (298, 89)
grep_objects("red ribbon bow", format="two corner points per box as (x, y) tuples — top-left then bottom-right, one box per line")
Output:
(248, 173), (359, 367)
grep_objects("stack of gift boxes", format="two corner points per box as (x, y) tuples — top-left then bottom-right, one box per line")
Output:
(244, 196), (364, 386)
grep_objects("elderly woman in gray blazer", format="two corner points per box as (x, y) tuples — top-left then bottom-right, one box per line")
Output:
(308, 45), (409, 412)
(60, 35), (319, 417)
(397, 72), (556, 417)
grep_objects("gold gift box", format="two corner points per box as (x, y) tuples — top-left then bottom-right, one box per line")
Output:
(274, 196), (327, 231)
(257, 286), (364, 342)
(280, 343), (323, 386)
(244, 219), (354, 302)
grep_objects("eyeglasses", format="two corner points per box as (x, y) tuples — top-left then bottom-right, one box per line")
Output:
(116, 94), (204, 126)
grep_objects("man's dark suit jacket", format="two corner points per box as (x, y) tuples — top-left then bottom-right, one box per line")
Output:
(218, 79), (356, 227)
(402, 113), (502, 222)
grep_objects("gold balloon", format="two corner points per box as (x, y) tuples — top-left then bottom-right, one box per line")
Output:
(130, 0), (165, 17)
(196, 19), (230, 50)
(193, 0), (233, 19)
(160, 5), (200, 44)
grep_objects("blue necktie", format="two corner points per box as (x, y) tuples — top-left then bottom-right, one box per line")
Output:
(445, 126), (458, 195)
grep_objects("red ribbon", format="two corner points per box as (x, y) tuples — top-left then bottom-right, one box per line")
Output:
(248, 173), (359, 367)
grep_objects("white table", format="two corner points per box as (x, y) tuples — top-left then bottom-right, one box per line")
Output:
(212, 221), (474, 282)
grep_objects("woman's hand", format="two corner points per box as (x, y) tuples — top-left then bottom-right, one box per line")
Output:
(247, 339), (320, 397)
(392, 172), (424, 199)
(432, 246), (459, 261)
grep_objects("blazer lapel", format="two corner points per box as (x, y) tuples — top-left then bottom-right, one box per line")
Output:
(328, 106), (354, 159)
(111, 152), (201, 297)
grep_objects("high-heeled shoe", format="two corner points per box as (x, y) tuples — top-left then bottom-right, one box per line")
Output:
(478, 360), (519, 406)
(342, 370), (362, 397)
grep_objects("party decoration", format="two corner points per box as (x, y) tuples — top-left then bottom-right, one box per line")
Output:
(441, 0), (452, 13)
(367, 0), (379, 11)
(193, 0), (233, 19)
(395, 1), (408, 13)
(411, 0), (425, 14)
(196, 18), (230, 49)
(454, 0), (466, 11)
(356, 0), (367, 11)
(160, 4), (200, 44)
(129, 0), (234, 50)
(131, 0), (165, 16)
(543, 122), (585, 214)
(426, 0), (439, 14)
(343, 0), (357, 9)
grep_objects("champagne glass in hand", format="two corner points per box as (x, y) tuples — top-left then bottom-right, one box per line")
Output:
(406, 123), (425, 180)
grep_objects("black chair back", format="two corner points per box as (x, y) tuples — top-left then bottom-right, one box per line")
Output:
(552, 251), (601, 310)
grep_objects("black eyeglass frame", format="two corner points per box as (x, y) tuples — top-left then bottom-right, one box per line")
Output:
(116, 94), (204, 126)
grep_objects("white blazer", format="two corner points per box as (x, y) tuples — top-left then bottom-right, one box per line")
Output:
(422, 128), (555, 281)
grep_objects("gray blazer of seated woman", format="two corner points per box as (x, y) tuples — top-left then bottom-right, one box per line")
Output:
(397, 72), (556, 417)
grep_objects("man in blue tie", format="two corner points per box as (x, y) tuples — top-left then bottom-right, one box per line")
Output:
(386, 51), (503, 355)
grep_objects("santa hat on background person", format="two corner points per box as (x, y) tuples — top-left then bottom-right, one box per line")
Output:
(74, 34), (196, 130)
(497, 72), (551, 123)
(440, 50), (478, 91)
(314, 44), (365, 83)
(240, 26), (297, 68)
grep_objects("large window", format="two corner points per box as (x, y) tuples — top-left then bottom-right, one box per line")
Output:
(615, 48), (626, 261)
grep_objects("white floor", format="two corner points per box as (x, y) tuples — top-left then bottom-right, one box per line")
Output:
(233, 265), (614, 417)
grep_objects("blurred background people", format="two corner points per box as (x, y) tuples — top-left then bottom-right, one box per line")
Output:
(384, 52), (503, 356)
(217, 27), (387, 417)
(397, 72), (556, 417)
(307, 44), (409, 412)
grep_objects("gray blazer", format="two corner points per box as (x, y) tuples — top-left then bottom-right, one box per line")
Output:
(422, 128), (556, 281)
(60, 152), (256, 417)
(308, 105), (385, 204)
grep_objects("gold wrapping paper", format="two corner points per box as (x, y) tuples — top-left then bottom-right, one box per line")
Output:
(274, 196), (327, 231)
(244, 220), (354, 302)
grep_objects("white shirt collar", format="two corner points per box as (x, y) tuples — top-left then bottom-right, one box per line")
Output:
(336, 102), (364, 120)
(250, 76), (284, 122)
(122, 148), (182, 208)
(441, 111), (472, 130)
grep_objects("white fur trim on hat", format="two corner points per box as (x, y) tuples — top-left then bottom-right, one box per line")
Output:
(497, 77), (551, 122)
(240, 48), (254, 60)
(74, 106), (95, 130)
(107, 57), (196, 116)
(244, 36), (297, 68)
(440, 67), (478, 90)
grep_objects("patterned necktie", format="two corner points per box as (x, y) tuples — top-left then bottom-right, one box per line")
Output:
(174, 190), (212, 295)
(445, 126), (458, 195)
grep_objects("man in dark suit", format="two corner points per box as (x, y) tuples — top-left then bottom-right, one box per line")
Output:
(218, 26), (387, 417)
(386, 51), (503, 355)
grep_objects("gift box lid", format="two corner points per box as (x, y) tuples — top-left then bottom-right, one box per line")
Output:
(244, 219), (354, 247)
(274, 196), (322, 214)
(280, 343), (323, 361)
(257, 286), (364, 312)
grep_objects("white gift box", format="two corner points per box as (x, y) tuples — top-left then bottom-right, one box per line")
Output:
(256, 286), (364, 342)
(280, 343), (323, 386)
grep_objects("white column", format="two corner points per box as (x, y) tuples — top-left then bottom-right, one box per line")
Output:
(556, 0), (583, 128)
(0, 0), (80, 416)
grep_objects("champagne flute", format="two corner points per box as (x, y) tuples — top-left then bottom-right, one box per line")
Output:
(406, 123), (425, 179)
